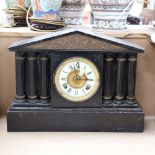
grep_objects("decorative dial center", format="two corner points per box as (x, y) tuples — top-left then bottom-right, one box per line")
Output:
(67, 70), (87, 89)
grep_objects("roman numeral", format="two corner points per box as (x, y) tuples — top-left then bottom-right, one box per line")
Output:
(75, 90), (78, 95)
(87, 71), (92, 75)
(86, 84), (91, 90)
(84, 65), (87, 70)
(62, 83), (68, 89)
(63, 70), (68, 74)
(76, 62), (80, 69)
(82, 89), (86, 94)
(69, 65), (73, 70)
(61, 78), (67, 81)
(68, 88), (72, 93)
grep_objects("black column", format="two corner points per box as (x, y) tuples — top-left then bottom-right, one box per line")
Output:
(127, 54), (137, 102)
(104, 55), (113, 102)
(27, 53), (38, 103)
(15, 52), (25, 103)
(115, 55), (126, 102)
(39, 54), (49, 103)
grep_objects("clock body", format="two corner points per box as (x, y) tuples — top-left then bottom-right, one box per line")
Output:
(51, 53), (103, 108)
(7, 28), (144, 132)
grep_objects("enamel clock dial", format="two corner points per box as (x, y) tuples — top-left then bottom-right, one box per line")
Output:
(54, 57), (100, 102)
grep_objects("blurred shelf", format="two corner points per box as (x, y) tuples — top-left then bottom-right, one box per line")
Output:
(0, 25), (155, 38)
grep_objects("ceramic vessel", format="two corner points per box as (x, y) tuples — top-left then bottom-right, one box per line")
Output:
(31, 0), (62, 20)
(5, 0), (31, 8)
(2, 13), (16, 27)
(60, 0), (86, 25)
(89, 0), (134, 29)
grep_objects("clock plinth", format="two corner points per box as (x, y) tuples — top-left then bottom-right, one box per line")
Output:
(7, 100), (144, 132)
(7, 28), (144, 132)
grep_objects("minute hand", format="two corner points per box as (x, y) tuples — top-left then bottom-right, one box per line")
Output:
(80, 78), (94, 81)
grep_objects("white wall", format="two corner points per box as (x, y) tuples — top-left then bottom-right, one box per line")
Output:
(0, 0), (7, 26)
(148, 0), (155, 10)
(130, 0), (144, 17)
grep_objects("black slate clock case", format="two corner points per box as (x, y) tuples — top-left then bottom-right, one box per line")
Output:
(7, 28), (145, 132)
(51, 53), (103, 108)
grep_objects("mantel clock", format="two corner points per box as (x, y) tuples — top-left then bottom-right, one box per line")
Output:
(7, 28), (144, 132)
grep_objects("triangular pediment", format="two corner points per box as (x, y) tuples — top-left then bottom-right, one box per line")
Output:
(9, 28), (144, 53)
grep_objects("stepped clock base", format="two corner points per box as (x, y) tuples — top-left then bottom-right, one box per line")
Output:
(7, 101), (144, 132)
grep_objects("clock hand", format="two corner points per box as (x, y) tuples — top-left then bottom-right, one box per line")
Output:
(79, 78), (94, 81)
(79, 67), (84, 76)
(73, 62), (78, 79)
